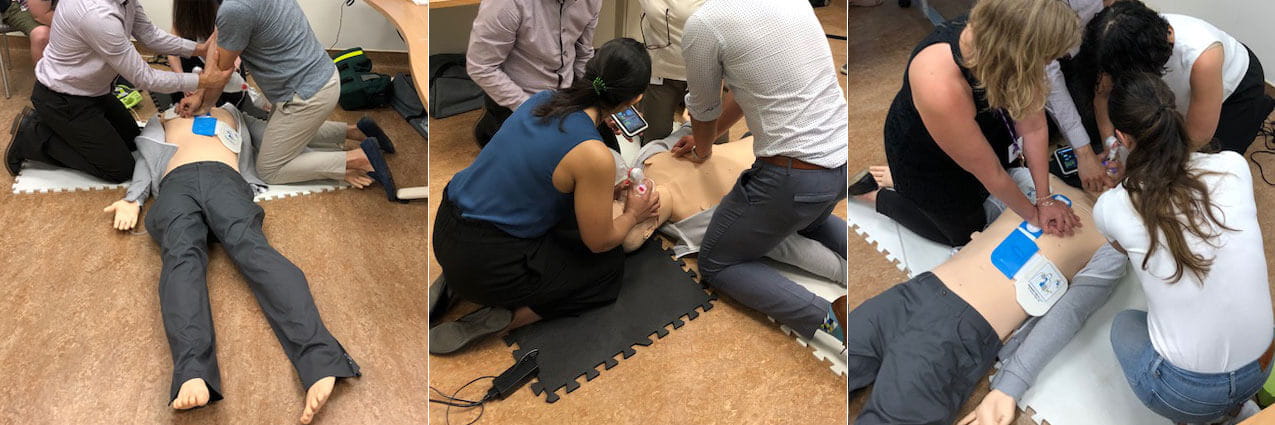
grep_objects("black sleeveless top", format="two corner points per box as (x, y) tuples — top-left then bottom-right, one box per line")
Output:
(883, 16), (1014, 214)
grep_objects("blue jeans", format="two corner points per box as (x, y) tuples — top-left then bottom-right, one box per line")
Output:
(1110, 310), (1269, 423)
(699, 160), (847, 338)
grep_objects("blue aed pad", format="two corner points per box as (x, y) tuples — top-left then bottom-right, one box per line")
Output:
(192, 115), (217, 136)
(992, 224), (1040, 279)
(988, 193), (1074, 279)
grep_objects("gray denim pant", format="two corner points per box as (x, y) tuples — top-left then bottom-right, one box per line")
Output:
(699, 160), (848, 338)
(145, 162), (360, 404)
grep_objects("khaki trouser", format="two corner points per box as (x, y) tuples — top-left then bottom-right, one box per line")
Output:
(257, 69), (349, 184)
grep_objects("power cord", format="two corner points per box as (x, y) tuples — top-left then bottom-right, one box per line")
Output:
(1251, 119), (1275, 186)
(329, 0), (354, 49)
(429, 349), (540, 425)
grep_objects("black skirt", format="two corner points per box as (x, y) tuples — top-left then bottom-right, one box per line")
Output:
(1214, 46), (1275, 154)
(432, 188), (625, 319)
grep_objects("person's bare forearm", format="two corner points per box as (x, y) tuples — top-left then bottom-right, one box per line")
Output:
(607, 212), (639, 251)
(714, 91), (743, 137)
(691, 118), (717, 152)
(1018, 111), (1052, 199)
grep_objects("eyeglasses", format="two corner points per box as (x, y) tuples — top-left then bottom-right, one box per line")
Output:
(640, 8), (672, 50)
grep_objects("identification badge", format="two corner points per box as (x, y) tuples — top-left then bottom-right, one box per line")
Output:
(215, 121), (241, 154)
(650, 76), (664, 85)
(1014, 253), (1068, 316)
(1008, 136), (1024, 162)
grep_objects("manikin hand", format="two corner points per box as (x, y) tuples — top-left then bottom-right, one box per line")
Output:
(104, 200), (140, 231)
(958, 389), (1018, 425)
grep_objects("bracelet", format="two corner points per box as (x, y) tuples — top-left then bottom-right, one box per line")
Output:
(1034, 193), (1054, 203)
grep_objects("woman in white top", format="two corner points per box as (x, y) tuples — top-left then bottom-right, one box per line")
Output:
(1081, 0), (1274, 154)
(1094, 72), (1272, 424)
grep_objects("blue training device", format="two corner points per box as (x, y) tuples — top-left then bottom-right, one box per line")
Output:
(989, 194), (1072, 278)
(192, 115), (217, 136)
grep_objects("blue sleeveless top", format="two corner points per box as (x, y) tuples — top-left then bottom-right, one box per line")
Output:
(447, 91), (603, 238)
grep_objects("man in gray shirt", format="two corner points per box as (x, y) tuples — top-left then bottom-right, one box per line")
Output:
(180, 0), (395, 188)
(4, 0), (228, 183)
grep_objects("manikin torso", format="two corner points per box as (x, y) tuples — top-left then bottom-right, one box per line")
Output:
(616, 138), (758, 249)
(933, 177), (1107, 340)
(161, 107), (240, 177)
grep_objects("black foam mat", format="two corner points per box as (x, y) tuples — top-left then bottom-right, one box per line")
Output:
(502, 239), (714, 403)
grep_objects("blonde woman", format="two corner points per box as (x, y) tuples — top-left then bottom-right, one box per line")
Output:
(850, 0), (1082, 246)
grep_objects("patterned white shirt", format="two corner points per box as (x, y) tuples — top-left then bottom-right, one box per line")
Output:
(681, 0), (848, 168)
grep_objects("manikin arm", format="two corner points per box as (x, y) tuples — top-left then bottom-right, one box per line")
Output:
(962, 243), (1127, 424)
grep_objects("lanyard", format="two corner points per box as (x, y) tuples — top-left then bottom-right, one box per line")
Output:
(998, 109), (1025, 165)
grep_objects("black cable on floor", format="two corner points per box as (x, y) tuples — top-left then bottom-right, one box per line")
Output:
(430, 375), (496, 425)
(1251, 119), (1275, 186)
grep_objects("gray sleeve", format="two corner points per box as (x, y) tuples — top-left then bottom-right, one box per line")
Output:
(992, 243), (1127, 399)
(215, 4), (252, 52)
(1045, 60), (1092, 150)
(123, 155), (152, 206)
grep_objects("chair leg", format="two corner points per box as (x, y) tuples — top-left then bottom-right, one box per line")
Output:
(0, 34), (10, 99)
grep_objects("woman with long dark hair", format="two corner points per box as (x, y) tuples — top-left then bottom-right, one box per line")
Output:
(1080, 0), (1274, 154)
(165, 0), (251, 111)
(430, 38), (661, 355)
(1095, 73), (1272, 423)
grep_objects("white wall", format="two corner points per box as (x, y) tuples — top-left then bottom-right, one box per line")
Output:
(1142, 0), (1275, 84)
(428, 0), (625, 55)
(136, 0), (407, 52)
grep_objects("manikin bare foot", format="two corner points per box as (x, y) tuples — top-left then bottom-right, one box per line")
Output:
(299, 376), (336, 424)
(869, 165), (894, 188)
(171, 378), (211, 410)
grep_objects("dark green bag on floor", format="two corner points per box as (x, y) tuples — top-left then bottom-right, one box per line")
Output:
(339, 71), (393, 110)
(333, 47), (373, 75)
(332, 47), (391, 110)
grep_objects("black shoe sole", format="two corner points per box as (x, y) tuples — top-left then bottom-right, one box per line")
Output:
(429, 306), (513, 355)
(6, 106), (33, 177)
(847, 168), (879, 196)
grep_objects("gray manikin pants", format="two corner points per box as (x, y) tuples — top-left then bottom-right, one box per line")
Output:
(257, 69), (350, 184)
(145, 162), (360, 403)
(699, 160), (848, 338)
